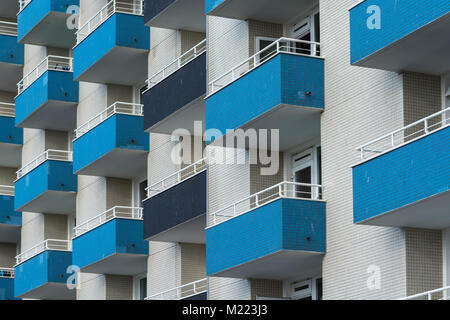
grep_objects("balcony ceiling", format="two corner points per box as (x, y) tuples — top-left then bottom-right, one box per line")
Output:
(148, 0), (206, 32)
(210, 0), (318, 24)
(80, 253), (147, 276)
(0, 225), (20, 243)
(146, 214), (206, 244)
(0, 63), (22, 92)
(16, 191), (76, 215)
(17, 101), (77, 131)
(0, 0), (19, 19)
(0, 143), (22, 168)
(17, 283), (76, 300)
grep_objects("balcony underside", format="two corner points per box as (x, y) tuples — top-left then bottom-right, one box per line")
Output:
(207, 0), (317, 24)
(19, 12), (76, 48)
(74, 148), (148, 179)
(212, 250), (323, 281)
(0, 143), (21, 167)
(147, 213), (206, 244)
(0, 62), (22, 92)
(0, 224), (20, 243)
(354, 12), (450, 75)
(359, 189), (450, 229)
(148, 96), (205, 135)
(16, 190), (76, 215)
(79, 253), (147, 276)
(75, 47), (148, 86)
(16, 282), (75, 300)
(0, 0), (19, 19)
(211, 104), (322, 151)
(16, 100), (77, 131)
(146, 0), (206, 32)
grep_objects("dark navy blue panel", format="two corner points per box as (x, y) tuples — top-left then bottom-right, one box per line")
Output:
(143, 53), (206, 131)
(144, 0), (176, 24)
(143, 171), (206, 240)
(182, 292), (207, 300)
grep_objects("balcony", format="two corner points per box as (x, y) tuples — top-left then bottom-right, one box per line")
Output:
(14, 150), (77, 215)
(206, 182), (326, 280)
(144, 0), (205, 32)
(205, 38), (324, 151)
(143, 159), (207, 243)
(72, 207), (148, 275)
(14, 239), (74, 300)
(72, 102), (148, 179)
(15, 56), (79, 131)
(0, 21), (24, 92)
(205, 0), (317, 24)
(145, 278), (207, 300)
(17, 0), (79, 48)
(143, 40), (206, 134)
(353, 108), (450, 229)
(0, 103), (23, 168)
(0, 186), (21, 244)
(0, 268), (17, 300)
(349, 0), (450, 75)
(73, 0), (149, 86)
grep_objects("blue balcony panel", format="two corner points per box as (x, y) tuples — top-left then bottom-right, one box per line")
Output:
(144, 171), (207, 244)
(73, 114), (149, 179)
(73, 219), (148, 275)
(205, 0), (317, 24)
(15, 160), (77, 215)
(350, 0), (450, 75)
(0, 195), (21, 243)
(0, 34), (24, 92)
(0, 277), (17, 300)
(143, 52), (206, 134)
(17, 0), (79, 48)
(15, 71), (79, 131)
(145, 0), (205, 32)
(14, 251), (74, 300)
(0, 116), (23, 168)
(206, 198), (326, 280)
(353, 126), (450, 229)
(205, 53), (324, 151)
(73, 13), (149, 86)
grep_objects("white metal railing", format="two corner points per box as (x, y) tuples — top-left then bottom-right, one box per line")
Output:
(0, 21), (18, 37)
(17, 55), (73, 95)
(74, 102), (143, 140)
(15, 239), (72, 265)
(76, 0), (144, 45)
(145, 158), (207, 200)
(16, 149), (73, 180)
(357, 107), (450, 162)
(18, 0), (32, 12)
(399, 286), (450, 300)
(0, 268), (14, 279)
(0, 185), (14, 196)
(209, 181), (323, 227)
(144, 39), (207, 93)
(0, 102), (15, 117)
(208, 37), (322, 95)
(145, 278), (207, 300)
(73, 206), (143, 238)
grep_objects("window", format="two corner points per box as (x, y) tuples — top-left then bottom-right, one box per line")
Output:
(255, 37), (277, 63)
(139, 180), (147, 204)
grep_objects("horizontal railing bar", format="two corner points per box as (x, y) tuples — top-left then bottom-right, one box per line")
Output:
(16, 149), (73, 180)
(15, 239), (72, 265)
(74, 102), (143, 140)
(0, 102), (15, 117)
(399, 286), (450, 300)
(0, 21), (18, 36)
(0, 185), (14, 196)
(145, 278), (207, 300)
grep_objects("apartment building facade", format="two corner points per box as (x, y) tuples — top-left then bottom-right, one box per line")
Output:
(0, 0), (448, 300)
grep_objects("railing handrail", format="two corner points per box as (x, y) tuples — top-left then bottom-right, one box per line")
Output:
(74, 102), (144, 140)
(76, 0), (144, 45)
(0, 268), (15, 279)
(15, 239), (72, 265)
(208, 37), (322, 96)
(73, 206), (143, 238)
(0, 20), (18, 36)
(145, 278), (207, 300)
(16, 149), (73, 180)
(0, 102), (15, 117)
(399, 286), (450, 300)
(18, 0), (32, 13)
(209, 181), (324, 227)
(144, 39), (207, 93)
(0, 185), (14, 196)
(145, 158), (207, 200)
(356, 107), (450, 162)
(17, 55), (73, 96)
